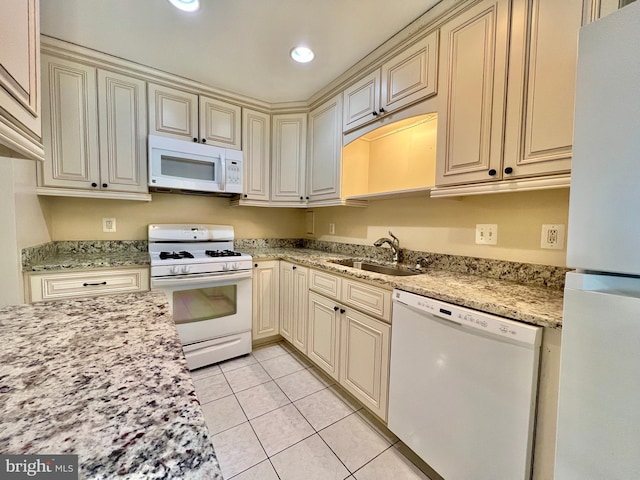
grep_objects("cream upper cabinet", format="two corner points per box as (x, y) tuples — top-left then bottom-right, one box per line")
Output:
(148, 83), (241, 149)
(342, 31), (438, 133)
(240, 108), (271, 202)
(252, 260), (280, 341)
(307, 291), (341, 380)
(0, 0), (43, 160)
(435, 0), (510, 187)
(279, 261), (309, 353)
(39, 54), (149, 199)
(307, 94), (343, 204)
(271, 113), (307, 204)
(502, 0), (584, 179)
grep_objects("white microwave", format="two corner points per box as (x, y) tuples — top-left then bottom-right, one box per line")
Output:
(148, 135), (243, 195)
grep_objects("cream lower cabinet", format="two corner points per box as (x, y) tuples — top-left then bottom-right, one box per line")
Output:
(27, 267), (149, 303)
(39, 54), (149, 199)
(252, 261), (280, 340)
(279, 261), (308, 353)
(0, 0), (43, 160)
(307, 269), (392, 421)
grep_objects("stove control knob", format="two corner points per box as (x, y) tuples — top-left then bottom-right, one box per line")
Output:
(181, 266), (191, 274)
(232, 263), (240, 270)
(170, 266), (180, 275)
(222, 264), (229, 271)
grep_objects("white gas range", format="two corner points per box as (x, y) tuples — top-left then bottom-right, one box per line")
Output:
(149, 224), (253, 370)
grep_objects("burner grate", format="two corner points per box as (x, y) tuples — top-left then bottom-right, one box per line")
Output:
(159, 251), (195, 260)
(205, 249), (242, 258)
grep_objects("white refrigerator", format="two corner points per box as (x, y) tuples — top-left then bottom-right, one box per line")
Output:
(555, 2), (640, 479)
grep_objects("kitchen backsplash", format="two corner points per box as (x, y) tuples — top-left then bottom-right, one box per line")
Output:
(23, 238), (569, 289)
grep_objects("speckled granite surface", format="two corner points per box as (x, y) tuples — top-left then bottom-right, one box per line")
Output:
(0, 291), (221, 480)
(23, 241), (149, 272)
(245, 247), (565, 329)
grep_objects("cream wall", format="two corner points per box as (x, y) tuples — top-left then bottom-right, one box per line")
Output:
(43, 193), (305, 240)
(310, 188), (570, 267)
(0, 154), (52, 305)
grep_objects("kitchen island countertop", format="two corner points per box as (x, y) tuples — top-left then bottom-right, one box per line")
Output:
(244, 247), (565, 329)
(0, 291), (221, 480)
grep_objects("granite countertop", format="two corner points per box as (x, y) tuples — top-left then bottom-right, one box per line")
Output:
(25, 251), (150, 272)
(243, 247), (564, 329)
(0, 291), (221, 480)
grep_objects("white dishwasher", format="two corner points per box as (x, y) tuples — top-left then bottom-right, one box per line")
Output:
(388, 289), (542, 480)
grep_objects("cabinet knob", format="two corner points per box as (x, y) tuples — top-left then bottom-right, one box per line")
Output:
(292, 266), (297, 270)
(202, 138), (207, 143)
(305, 196), (309, 200)
(244, 194), (248, 198)
(254, 263), (258, 268)
(340, 308), (346, 314)
(91, 182), (98, 188)
(488, 169), (497, 176)
(504, 167), (513, 174)
(379, 107), (386, 113)
(372, 111), (378, 116)
(334, 306), (339, 311)
(102, 183), (108, 188)
(300, 196), (304, 200)
(193, 137), (198, 142)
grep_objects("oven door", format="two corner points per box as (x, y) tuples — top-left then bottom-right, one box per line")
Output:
(151, 270), (252, 346)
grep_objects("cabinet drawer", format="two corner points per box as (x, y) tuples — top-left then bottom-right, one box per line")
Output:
(341, 279), (391, 322)
(309, 269), (342, 300)
(29, 268), (150, 302)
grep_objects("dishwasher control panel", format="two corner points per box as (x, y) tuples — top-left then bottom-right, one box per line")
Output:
(393, 289), (541, 347)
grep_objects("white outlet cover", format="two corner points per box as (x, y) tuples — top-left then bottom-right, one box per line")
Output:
(329, 223), (335, 235)
(541, 224), (565, 249)
(102, 217), (117, 233)
(475, 224), (498, 245)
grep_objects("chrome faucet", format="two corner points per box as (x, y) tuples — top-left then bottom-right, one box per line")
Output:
(374, 231), (400, 264)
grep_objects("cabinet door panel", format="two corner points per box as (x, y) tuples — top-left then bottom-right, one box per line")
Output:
(148, 83), (198, 141)
(292, 266), (309, 353)
(242, 108), (270, 200)
(503, 0), (582, 178)
(340, 309), (390, 421)
(381, 31), (439, 113)
(0, 0), (41, 144)
(199, 96), (241, 149)
(41, 55), (99, 188)
(436, 0), (509, 186)
(253, 261), (280, 340)
(272, 114), (306, 202)
(279, 262), (294, 342)
(307, 94), (342, 202)
(98, 70), (147, 193)
(342, 71), (380, 132)
(307, 291), (340, 380)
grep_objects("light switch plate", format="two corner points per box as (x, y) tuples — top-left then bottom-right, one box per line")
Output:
(475, 224), (498, 245)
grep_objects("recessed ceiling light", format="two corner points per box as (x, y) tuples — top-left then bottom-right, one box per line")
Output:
(290, 47), (315, 63)
(168, 0), (200, 12)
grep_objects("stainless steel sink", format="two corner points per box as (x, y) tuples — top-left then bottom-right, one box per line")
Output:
(331, 259), (422, 276)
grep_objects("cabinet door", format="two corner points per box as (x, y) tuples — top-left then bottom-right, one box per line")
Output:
(307, 291), (341, 380)
(435, 0), (510, 186)
(40, 54), (99, 189)
(272, 113), (307, 203)
(252, 261), (280, 340)
(292, 264), (309, 353)
(340, 308), (390, 421)
(342, 70), (381, 132)
(148, 83), (198, 141)
(0, 0), (42, 160)
(279, 262), (294, 342)
(307, 94), (342, 203)
(242, 108), (271, 201)
(503, 0), (583, 179)
(380, 31), (439, 114)
(199, 95), (241, 149)
(97, 70), (148, 193)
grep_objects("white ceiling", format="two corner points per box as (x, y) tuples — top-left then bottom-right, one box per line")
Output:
(40, 0), (442, 104)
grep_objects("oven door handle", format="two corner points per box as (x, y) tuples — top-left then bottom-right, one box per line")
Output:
(151, 270), (252, 287)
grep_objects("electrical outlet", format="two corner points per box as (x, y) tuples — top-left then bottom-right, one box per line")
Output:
(541, 224), (565, 249)
(329, 223), (336, 235)
(102, 217), (117, 233)
(475, 224), (498, 245)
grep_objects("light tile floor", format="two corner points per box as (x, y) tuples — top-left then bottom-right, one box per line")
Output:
(192, 342), (437, 480)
